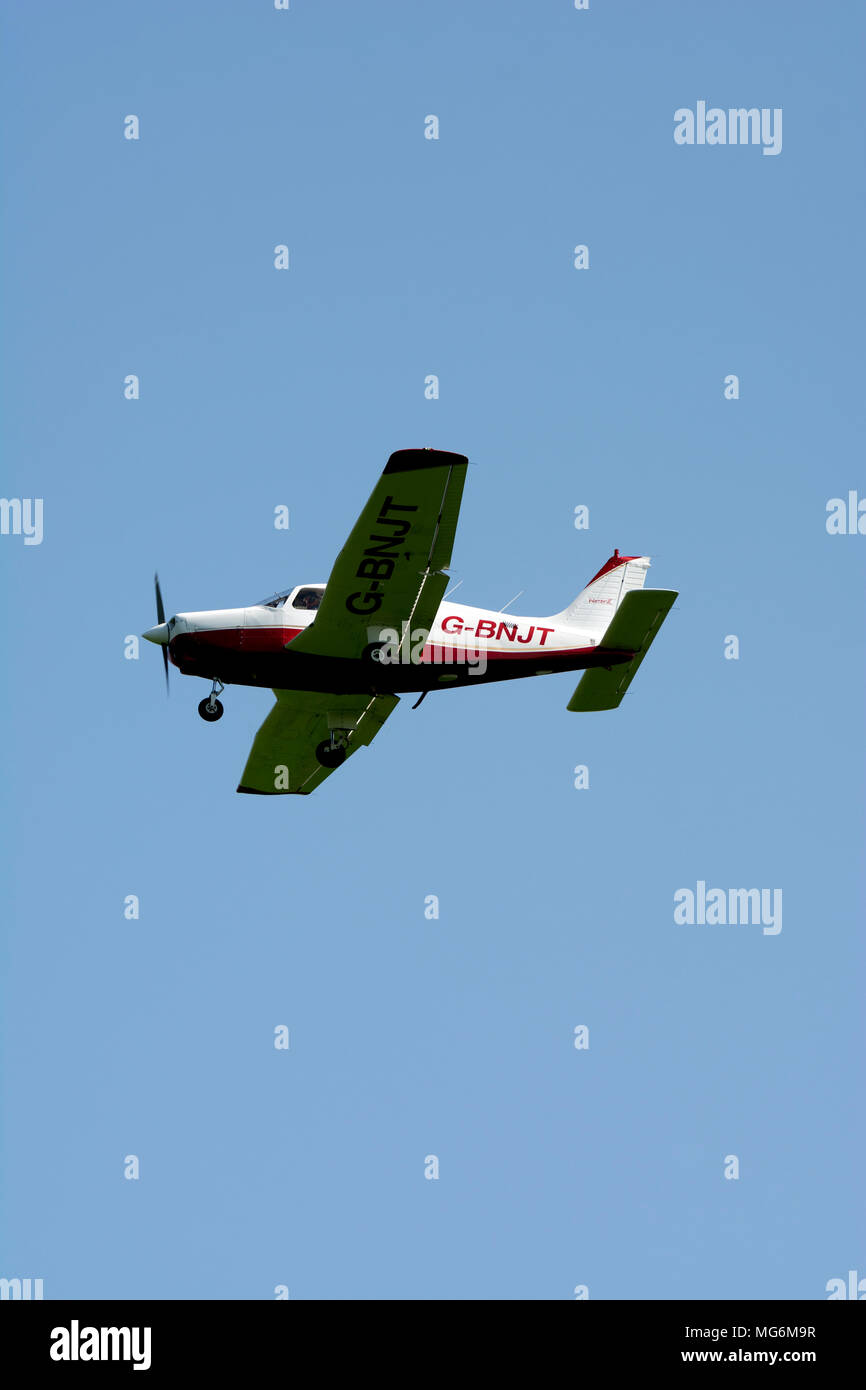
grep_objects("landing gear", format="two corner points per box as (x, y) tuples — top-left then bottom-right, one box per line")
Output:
(315, 733), (348, 768)
(198, 679), (225, 722)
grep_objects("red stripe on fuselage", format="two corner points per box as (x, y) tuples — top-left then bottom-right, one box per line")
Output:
(168, 626), (304, 667)
(419, 642), (597, 663)
(166, 624), (634, 694)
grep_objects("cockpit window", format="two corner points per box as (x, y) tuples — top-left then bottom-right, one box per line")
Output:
(257, 589), (292, 609)
(293, 587), (323, 611)
(255, 585), (325, 610)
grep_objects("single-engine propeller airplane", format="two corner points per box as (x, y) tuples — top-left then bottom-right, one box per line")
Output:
(143, 448), (677, 794)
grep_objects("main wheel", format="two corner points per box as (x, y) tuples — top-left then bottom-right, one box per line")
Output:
(315, 739), (347, 768)
(198, 697), (224, 722)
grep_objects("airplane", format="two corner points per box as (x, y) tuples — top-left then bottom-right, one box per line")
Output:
(143, 448), (677, 795)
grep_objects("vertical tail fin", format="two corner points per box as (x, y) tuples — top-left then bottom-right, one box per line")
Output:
(553, 551), (651, 637)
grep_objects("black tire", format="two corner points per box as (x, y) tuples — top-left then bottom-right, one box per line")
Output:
(315, 739), (347, 768)
(198, 697), (224, 722)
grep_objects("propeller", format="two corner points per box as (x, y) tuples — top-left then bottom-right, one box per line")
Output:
(149, 572), (170, 693)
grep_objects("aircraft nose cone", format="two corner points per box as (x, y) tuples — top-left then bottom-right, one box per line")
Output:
(143, 622), (170, 645)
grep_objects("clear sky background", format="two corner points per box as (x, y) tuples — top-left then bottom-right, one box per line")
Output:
(2, 1), (863, 1300)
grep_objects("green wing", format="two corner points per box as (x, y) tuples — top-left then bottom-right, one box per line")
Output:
(237, 691), (399, 795)
(290, 448), (468, 660)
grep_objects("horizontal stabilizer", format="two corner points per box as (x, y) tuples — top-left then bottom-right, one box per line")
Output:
(567, 589), (677, 712)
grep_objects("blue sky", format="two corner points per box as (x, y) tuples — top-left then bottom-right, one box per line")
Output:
(2, 0), (863, 1299)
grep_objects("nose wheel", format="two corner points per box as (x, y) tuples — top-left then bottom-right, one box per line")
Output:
(198, 680), (225, 722)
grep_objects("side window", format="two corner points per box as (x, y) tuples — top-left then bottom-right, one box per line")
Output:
(293, 588), (322, 611)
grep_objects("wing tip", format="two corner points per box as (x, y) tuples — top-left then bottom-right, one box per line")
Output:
(236, 783), (307, 796)
(384, 448), (468, 475)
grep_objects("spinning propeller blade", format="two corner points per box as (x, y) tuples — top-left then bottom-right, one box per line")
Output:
(154, 572), (169, 693)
